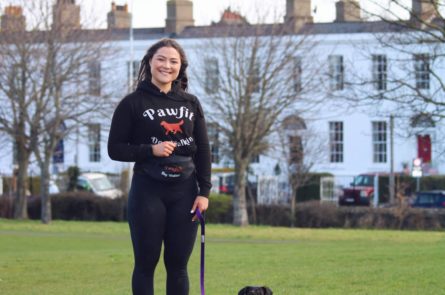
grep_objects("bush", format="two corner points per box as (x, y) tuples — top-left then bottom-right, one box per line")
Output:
(206, 194), (232, 223)
(27, 192), (127, 221)
(0, 196), (14, 218)
(295, 173), (334, 202)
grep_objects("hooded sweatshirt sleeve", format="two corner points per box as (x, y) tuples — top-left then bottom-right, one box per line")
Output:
(193, 98), (212, 197)
(107, 95), (154, 162)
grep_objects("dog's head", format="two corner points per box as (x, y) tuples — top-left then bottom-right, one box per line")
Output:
(238, 286), (273, 295)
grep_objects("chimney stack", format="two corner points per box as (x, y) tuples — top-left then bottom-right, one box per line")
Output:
(284, 0), (313, 32)
(165, 0), (194, 35)
(335, 0), (362, 22)
(411, 0), (439, 23)
(53, 0), (81, 30)
(1, 5), (26, 32)
(107, 2), (131, 29)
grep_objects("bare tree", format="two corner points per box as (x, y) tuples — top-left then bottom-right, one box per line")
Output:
(0, 1), (117, 222)
(348, 0), (445, 123)
(277, 115), (327, 227)
(192, 22), (321, 226)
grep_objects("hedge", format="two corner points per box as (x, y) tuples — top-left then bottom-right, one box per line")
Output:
(27, 192), (127, 221)
(1, 193), (445, 230)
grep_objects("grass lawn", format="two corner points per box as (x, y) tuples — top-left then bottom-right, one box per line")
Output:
(0, 219), (444, 295)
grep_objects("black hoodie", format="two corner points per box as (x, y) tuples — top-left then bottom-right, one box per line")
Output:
(108, 80), (212, 197)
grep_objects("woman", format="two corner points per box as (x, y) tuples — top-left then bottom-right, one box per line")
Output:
(108, 38), (211, 295)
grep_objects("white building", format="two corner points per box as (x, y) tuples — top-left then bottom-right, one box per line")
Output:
(0, 0), (443, 198)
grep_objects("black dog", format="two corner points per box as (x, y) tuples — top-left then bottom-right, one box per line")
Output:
(238, 286), (273, 295)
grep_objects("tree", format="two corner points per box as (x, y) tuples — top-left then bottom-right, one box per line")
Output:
(278, 115), (327, 227)
(0, 1), (116, 222)
(350, 0), (445, 122)
(193, 21), (321, 226)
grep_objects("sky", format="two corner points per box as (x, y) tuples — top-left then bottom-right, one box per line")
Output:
(80, 0), (341, 28)
(0, 0), (408, 29)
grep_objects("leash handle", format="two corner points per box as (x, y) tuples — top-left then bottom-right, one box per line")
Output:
(196, 209), (205, 295)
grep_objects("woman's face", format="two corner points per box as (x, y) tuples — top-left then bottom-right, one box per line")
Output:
(149, 46), (181, 91)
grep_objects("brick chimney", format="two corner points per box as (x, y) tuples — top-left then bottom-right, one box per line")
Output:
(53, 0), (81, 30)
(165, 0), (194, 35)
(107, 2), (131, 29)
(284, 0), (313, 32)
(411, 0), (439, 23)
(1, 5), (26, 32)
(335, 0), (361, 22)
(217, 7), (248, 25)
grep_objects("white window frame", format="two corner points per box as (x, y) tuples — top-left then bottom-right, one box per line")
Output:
(414, 53), (430, 90)
(329, 121), (344, 163)
(88, 61), (101, 96)
(328, 55), (344, 91)
(88, 124), (101, 163)
(372, 121), (387, 163)
(293, 57), (303, 93)
(205, 58), (219, 94)
(128, 60), (139, 91)
(372, 54), (387, 91)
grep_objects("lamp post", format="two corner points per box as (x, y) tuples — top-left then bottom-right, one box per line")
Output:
(127, 0), (135, 191)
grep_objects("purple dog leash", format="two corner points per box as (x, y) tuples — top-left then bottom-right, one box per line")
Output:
(196, 209), (205, 295)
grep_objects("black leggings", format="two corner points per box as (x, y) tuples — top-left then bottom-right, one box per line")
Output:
(128, 172), (198, 295)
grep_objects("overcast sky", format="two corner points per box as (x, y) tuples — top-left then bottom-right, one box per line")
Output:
(80, 0), (343, 28)
(0, 0), (409, 29)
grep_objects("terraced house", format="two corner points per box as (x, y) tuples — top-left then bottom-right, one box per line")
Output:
(1, 0), (444, 203)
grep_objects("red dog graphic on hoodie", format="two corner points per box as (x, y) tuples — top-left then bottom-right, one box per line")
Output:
(160, 120), (184, 135)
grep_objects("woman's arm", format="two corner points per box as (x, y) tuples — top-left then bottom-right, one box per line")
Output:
(107, 96), (153, 162)
(193, 99), (212, 197)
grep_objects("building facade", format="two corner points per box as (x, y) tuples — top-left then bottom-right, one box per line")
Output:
(0, 0), (443, 199)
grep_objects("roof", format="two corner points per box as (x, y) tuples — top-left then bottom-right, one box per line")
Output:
(0, 20), (418, 43)
(180, 20), (408, 39)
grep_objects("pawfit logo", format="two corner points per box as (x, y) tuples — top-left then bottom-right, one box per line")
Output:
(160, 120), (184, 135)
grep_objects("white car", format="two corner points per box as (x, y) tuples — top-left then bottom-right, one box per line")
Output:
(77, 173), (123, 199)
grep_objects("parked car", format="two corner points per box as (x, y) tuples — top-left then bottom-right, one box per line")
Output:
(411, 191), (445, 209)
(338, 174), (375, 206)
(76, 173), (123, 199)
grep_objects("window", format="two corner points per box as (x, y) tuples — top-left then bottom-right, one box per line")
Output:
(372, 121), (387, 163)
(328, 55), (344, 91)
(293, 57), (303, 93)
(289, 135), (303, 164)
(207, 123), (219, 163)
(128, 60), (139, 90)
(251, 154), (260, 163)
(211, 145), (220, 164)
(53, 139), (64, 164)
(88, 61), (101, 96)
(88, 124), (101, 162)
(250, 62), (260, 93)
(329, 121), (343, 163)
(10, 64), (22, 91)
(372, 55), (387, 91)
(205, 58), (219, 94)
(414, 54), (430, 89)
(411, 113), (435, 128)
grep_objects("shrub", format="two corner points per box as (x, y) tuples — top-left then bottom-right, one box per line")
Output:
(0, 196), (14, 218)
(296, 173), (333, 202)
(206, 194), (232, 224)
(27, 192), (127, 221)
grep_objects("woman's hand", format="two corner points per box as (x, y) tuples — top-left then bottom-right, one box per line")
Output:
(191, 196), (209, 221)
(152, 141), (176, 157)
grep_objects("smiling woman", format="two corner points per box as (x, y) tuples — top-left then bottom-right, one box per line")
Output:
(107, 38), (211, 295)
(149, 47), (181, 92)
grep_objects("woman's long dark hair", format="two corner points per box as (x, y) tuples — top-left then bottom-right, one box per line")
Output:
(137, 38), (189, 91)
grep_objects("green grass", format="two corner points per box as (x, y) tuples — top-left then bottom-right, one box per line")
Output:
(0, 219), (444, 295)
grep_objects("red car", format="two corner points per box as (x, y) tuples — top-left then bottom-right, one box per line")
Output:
(338, 174), (375, 206)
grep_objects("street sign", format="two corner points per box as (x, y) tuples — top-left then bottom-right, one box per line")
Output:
(412, 158), (422, 178)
